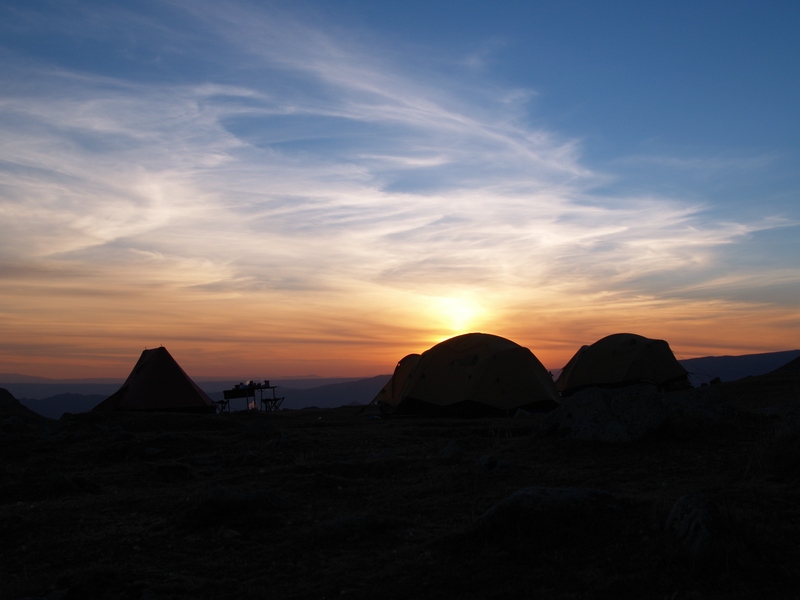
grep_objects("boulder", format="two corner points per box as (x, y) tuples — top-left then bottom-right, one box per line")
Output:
(439, 440), (463, 459)
(543, 384), (667, 442)
(474, 486), (627, 541)
(665, 492), (722, 563)
(663, 387), (735, 428)
(544, 384), (736, 442)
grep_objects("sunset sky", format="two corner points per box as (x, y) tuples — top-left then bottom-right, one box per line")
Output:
(1, 1), (799, 379)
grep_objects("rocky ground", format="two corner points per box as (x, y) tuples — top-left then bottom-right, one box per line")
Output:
(2, 368), (800, 599)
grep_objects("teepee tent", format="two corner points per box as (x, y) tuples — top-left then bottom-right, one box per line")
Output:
(94, 347), (215, 413)
(373, 333), (559, 417)
(555, 333), (690, 397)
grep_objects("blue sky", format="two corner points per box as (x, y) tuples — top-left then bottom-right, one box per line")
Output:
(0, 0), (798, 377)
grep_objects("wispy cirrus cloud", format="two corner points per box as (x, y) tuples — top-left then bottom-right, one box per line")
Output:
(0, 1), (794, 375)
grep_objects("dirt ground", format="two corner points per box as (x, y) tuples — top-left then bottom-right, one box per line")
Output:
(2, 372), (800, 600)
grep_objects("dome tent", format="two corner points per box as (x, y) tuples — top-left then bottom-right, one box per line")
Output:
(371, 353), (421, 409)
(373, 333), (560, 417)
(93, 346), (215, 413)
(555, 333), (690, 397)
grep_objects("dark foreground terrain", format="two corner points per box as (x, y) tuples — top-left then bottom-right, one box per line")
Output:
(2, 370), (800, 599)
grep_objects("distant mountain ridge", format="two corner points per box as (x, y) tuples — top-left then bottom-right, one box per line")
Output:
(0, 373), (54, 383)
(277, 375), (390, 410)
(678, 349), (800, 386)
(6, 377), (393, 418)
(18, 394), (107, 419)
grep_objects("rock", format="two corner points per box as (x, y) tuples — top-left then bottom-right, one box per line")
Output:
(513, 408), (535, 419)
(474, 454), (499, 471)
(143, 447), (165, 457)
(239, 451), (262, 466)
(1, 437), (31, 459)
(40, 474), (81, 496)
(664, 387), (735, 428)
(439, 441), (463, 459)
(474, 486), (627, 541)
(762, 409), (800, 479)
(665, 492), (722, 563)
(780, 399), (800, 425)
(474, 454), (509, 473)
(543, 384), (733, 442)
(322, 515), (402, 541)
(2, 416), (31, 432)
(71, 474), (103, 494)
(154, 461), (192, 481)
(247, 419), (275, 438)
(215, 525), (242, 539)
(39, 473), (102, 496)
(198, 485), (253, 515)
(542, 384), (667, 442)
(192, 485), (288, 525)
(111, 427), (136, 441)
(16, 591), (69, 600)
(139, 588), (158, 600)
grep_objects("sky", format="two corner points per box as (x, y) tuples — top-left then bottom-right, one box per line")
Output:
(1, 0), (799, 379)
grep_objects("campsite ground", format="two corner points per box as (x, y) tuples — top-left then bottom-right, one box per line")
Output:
(2, 371), (800, 599)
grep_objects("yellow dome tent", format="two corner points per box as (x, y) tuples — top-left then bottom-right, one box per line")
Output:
(372, 333), (559, 417)
(555, 333), (690, 397)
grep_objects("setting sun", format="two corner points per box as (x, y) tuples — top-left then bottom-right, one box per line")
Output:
(434, 296), (485, 334)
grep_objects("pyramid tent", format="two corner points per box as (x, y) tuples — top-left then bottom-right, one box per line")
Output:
(555, 333), (690, 397)
(372, 333), (560, 417)
(93, 347), (215, 413)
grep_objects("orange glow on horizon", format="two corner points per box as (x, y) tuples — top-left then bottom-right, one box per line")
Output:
(1, 280), (797, 381)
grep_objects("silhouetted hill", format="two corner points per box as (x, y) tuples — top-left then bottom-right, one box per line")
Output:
(14, 377), (392, 416)
(678, 349), (800, 386)
(0, 387), (51, 421)
(203, 377), (390, 410)
(275, 375), (390, 409)
(19, 393), (107, 419)
(0, 382), (122, 400)
(770, 355), (800, 376)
